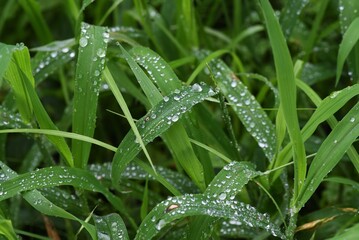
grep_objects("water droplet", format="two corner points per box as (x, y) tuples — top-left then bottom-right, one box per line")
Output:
(165, 204), (179, 213)
(156, 219), (166, 230)
(94, 70), (100, 76)
(218, 192), (227, 200)
(97, 48), (106, 58)
(192, 83), (203, 92)
(79, 37), (88, 47)
(231, 81), (237, 88)
(163, 96), (169, 102)
(171, 115), (179, 122)
(350, 117), (355, 123)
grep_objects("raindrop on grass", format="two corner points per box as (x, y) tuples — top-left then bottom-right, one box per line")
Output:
(192, 83), (203, 92)
(79, 37), (88, 47)
(156, 219), (166, 231)
(97, 48), (106, 58)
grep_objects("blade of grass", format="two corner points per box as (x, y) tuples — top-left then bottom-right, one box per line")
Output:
(259, 0), (306, 200)
(110, 82), (217, 186)
(279, 0), (309, 38)
(0, 162), (97, 239)
(336, 17), (359, 85)
(296, 102), (359, 211)
(93, 214), (129, 240)
(72, 23), (108, 168)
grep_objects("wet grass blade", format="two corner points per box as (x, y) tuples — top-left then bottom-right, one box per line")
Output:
(122, 45), (208, 191)
(296, 102), (359, 211)
(72, 23), (108, 168)
(259, 0), (306, 199)
(280, 0), (309, 38)
(93, 214), (129, 240)
(197, 50), (276, 161)
(0, 162), (97, 239)
(336, 17), (359, 85)
(110, 83), (217, 185)
(338, 0), (359, 84)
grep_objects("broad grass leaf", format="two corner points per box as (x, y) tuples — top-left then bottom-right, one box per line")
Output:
(188, 162), (261, 239)
(327, 223), (359, 240)
(296, 102), (359, 211)
(0, 162), (137, 228)
(111, 83), (217, 185)
(93, 214), (129, 240)
(259, 0), (306, 198)
(0, 162), (97, 239)
(196, 50), (276, 161)
(336, 17), (359, 85)
(72, 23), (108, 168)
(0, 218), (17, 240)
(135, 194), (284, 239)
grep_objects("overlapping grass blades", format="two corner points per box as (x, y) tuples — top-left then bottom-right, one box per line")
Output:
(111, 82), (217, 185)
(72, 23), (108, 168)
(259, 0), (306, 200)
(93, 214), (129, 240)
(135, 162), (284, 239)
(296, 102), (359, 210)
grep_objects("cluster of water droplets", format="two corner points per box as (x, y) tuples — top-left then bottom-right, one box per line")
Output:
(0, 106), (30, 129)
(139, 193), (283, 239)
(196, 50), (275, 160)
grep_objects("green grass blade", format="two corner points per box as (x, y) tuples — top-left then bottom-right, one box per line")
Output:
(339, 0), (359, 84)
(111, 83), (217, 185)
(0, 162), (97, 239)
(93, 214), (129, 240)
(135, 194), (284, 239)
(259, 0), (306, 199)
(327, 223), (359, 240)
(296, 102), (359, 211)
(4, 44), (34, 123)
(271, 82), (359, 182)
(72, 23), (108, 168)
(336, 17), (359, 85)
(0, 216), (17, 240)
(279, 0), (309, 38)
(18, 0), (53, 44)
(0, 162), (135, 228)
(0, 43), (16, 87)
(188, 162), (260, 239)
(0, 106), (30, 129)
(122, 45), (208, 191)
(197, 50), (276, 161)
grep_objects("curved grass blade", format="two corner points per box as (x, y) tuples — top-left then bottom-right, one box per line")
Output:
(111, 83), (217, 185)
(196, 50), (276, 161)
(336, 17), (359, 85)
(135, 194), (284, 239)
(327, 223), (359, 240)
(271, 83), (359, 182)
(0, 215), (17, 240)
(188, 162), (260, 239)
(0, 162), (97, 239)
(32, 48), (76, 84)
(128, 46), (209, 190)
(93, 214), (129, 240)
(296, 102), (359, 211)
(72, 22), (108, 168)
(259, 0), (306, 198)
(0, 43), (16, 87)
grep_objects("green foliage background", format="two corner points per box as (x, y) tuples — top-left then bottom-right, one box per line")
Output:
(0, 0), (359, 239)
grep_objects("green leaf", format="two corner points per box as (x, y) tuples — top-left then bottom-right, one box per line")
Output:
(4, 44), (34, 123)
(72, 22), (108, 168)
(135, 194), (284, 239)
(280, 0), (309, 38)
(111, 83), (217, 185)
(93, 214), (129, 240)
(327, 223), (359, 240)
(196, 50), (276, 161)
(336, 17), (359, 85)
(296, 102), (359, 211)
(188, 162), (261, 239)
(0, 162), (97, 239)
(259, 0), (306, 199)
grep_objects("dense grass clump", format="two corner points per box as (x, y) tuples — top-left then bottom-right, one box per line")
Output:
(1, 0), (359, 239)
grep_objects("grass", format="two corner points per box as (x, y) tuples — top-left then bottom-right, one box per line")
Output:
(0, 0), (359, 239)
